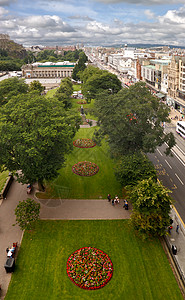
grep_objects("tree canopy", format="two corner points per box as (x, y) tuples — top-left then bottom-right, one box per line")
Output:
(115, 152), (157, 187)
(0, 77), (28, 106)
(14, 198), (40, 231)
(94, 82), (175, 156)
(82, 70), (122, 101)
(127, 177), (173, 237)
(0, 93), (80, 188)
(54, 77), (73, 109)
(29, 80), (44, 94)
(72, 52), (87, 81)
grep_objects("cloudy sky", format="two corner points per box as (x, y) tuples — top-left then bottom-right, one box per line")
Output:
(1, 0), (185, 47)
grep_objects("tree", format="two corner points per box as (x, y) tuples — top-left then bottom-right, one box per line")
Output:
(0, 93), (80, 189)
(29, 80), (44, 94)
(54, 77), (73, 109)
(82, 71), (122, 101)
(79, 65), (103, 84)
(14, 198), (40, 231)
(0, 77), (28, 106)
(72, 52), (87, 81)
(127, 178), (173, 237)
(115, 152), (157, 187)
(94, 82), (175, 156)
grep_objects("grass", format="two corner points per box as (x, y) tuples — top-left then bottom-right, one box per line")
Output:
(72, 98), (96, 121)
(37, 127), (122, 199)
(5, 220), (183, 300)
(46, 88), (58, 98)
(0, 170), (9, 192)
(73, 84), (81, 91)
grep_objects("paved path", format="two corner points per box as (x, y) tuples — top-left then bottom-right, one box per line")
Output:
(39, 198), (131, 220)
(0, 180), (25, 299)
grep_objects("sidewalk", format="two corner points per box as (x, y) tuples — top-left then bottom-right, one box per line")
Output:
(0, 180), (25, 299)
(164, 207), (185, 292)
(169, 107), (184, 125)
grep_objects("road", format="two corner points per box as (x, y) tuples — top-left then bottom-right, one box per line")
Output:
(147, 126), (185, 221)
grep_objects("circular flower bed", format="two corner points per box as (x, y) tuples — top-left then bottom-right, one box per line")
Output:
(73, 138), (96, 148)
(67, 247), (113, 290)
(77, 100), (87, 104)
(72, 161), (99, 176)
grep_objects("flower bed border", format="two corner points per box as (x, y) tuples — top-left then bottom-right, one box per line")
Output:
(72, 161), (99, 177)
(66, 247), (113, 290)
(73, 138), (96, 148)
(77, 101), (87, 104)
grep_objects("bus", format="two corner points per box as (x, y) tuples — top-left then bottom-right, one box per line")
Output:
(176, 121), (185, 138)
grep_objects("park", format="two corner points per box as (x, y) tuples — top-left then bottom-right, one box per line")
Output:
(0, 68), (183, 299)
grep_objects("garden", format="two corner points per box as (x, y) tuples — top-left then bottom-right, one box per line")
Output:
(36, 127), (122, 199)
(5, 220), (183, 300)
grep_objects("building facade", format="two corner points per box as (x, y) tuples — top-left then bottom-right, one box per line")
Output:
(22, 62), (75, 79)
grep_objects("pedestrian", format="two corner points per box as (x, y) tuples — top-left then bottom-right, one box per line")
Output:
(107, 194), (111, 202)
(168, 225), (173, 234)
(176, 224), (179, 233)
(124, 201), (128, 210)
(112, 198), (114, 206)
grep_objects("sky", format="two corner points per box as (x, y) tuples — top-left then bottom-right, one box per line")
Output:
(1, 0), (185, 47)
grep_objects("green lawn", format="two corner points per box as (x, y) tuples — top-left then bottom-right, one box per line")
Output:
(46, 88), (58, 98)
(73, 84), (81, 91)
(0, 170), (9, 192)
(5, 220), (183, 300)
(37, 127), (122, 199)
(72, 98), (96, 121)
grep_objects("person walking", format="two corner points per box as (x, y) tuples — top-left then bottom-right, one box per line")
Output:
(107, 194), (111, 202)
(176, 224), (179, 233)
(111, 198), (114, 206)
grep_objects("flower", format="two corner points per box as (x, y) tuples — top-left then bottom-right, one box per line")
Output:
(73, 138), (96, 149)
(66, 247), (113, 290)
(72, 161), (99, 177)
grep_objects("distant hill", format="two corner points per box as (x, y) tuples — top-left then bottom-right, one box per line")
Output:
(106, 43), (185, 49)
(0, 34), (27, 59)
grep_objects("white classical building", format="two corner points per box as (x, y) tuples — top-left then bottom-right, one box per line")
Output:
(22, 61), (75, 78)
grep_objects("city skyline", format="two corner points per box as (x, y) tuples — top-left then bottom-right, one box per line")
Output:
(1, 0), (185, 47)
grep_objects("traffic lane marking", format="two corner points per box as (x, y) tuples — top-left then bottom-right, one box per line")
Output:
(165, 159), (172, 169)
(175, 173), (184, 185)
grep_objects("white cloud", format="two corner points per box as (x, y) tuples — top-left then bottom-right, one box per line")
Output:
(68, 15), (94, 21)
(0, 6), (8, 15)
(1, 2), (185, 47)
(159, 6), (185, 24)
(95, 0), (185, 4)
(144, 9), (155, 19)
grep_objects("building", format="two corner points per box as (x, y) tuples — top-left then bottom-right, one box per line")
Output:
(167, 56), (185, 113)
(22, 61), (75, 79)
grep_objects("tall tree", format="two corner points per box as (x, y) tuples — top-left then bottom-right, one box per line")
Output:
(94, 82), (175, 156)
(79, 65), (103, 84)
(54, 77), (73, 109)
(29, 80), (44, 94)
(0, 77), (28, 106)
(127, 178), (173, 237)
(0, 93), (80, 189)
(72, 52), (87, 81)
(115, 152), (157, 187)
(82, 71), (122, 101)
(14, 198), (40, 231)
